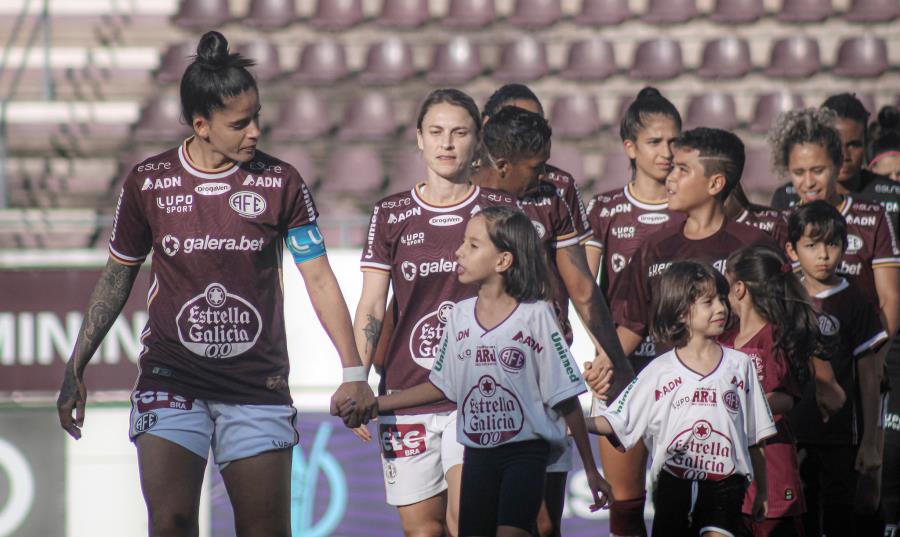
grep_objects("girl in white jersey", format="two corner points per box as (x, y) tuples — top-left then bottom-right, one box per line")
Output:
(589, 261), (775, 537)
(347, 206), (611, 536)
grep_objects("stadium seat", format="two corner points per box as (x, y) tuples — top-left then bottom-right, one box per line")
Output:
(776, 0), (833, 22)
(493, 37), (549, 82)
(844, 0), (900, 22)
(697, 37), (753, 79)
(442, 0), (497, 28)
(741, 146), (779, 191)
(269, 91), (332, 142)
(765, 36), (820, 78)
(685, 93), (738, 130)
(560, 38), (617, 81)
(548, 146), (587, 186)
(320, 146), (385, 195)
(575, 0), (632, 25)
(243, 0), (296, 29)
(641, 0), (698, 24)
(156, 42), (194, 84)
(291, 40), (349, 84)
(597, 151), (631, 193)
(427, 37), (483, 84)
(270, 146), (317, 184)
(338, 92), (398, 141)
(508, 0), (562, 29)
(388, 149), (427, 190)
(749, 93), (804, 133)
(360, 39), (416, 85)
(832, 36), (888, 78)
(710, 0), (765, 23)
(172, 0), (231, 30)
(310, 0), (364, 30)
(630, 38), (683, 80)
(133, 94), (191, 143)
(236, 40), (281, 81)
(377, 0), (431, 28)
(549, 94), (603, 138)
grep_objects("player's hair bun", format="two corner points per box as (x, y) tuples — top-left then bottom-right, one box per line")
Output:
(877, 106), (900, 130)
(196, 31), (232, 69)
(636, 87), (663, 101)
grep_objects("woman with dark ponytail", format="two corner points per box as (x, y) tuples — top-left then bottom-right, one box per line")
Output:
(57, 31), (376, 536)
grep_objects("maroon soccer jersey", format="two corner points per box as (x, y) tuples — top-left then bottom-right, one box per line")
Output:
(108, 141), (318, 405)
(720, 324), (805, 517)
(735, 207), (789, 251)
(361, 185), (517, 415)
(586, 184), (684, 297)
(789, 278), (888, 446)
(611, 218), (778, 342)
(545, 164), (592, 245)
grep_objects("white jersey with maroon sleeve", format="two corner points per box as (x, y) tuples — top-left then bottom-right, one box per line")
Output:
(428, 298), (587, 452)
(108, 140), (318, 405)
(601, 346), (777, 484)
(361, 185), (517, 415)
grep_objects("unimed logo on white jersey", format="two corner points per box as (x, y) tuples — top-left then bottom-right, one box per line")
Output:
(175, 283), (262, 359)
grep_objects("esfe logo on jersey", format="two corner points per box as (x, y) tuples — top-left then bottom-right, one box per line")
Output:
(462, 375), (524, 447)
(229, 191), (267, 218)
(379, 423), (426, 459)
(409, 301), (454, 370)
(400, 258), (457, 281)
(664, 419), (736, 480)
(176, 283), (263, 359)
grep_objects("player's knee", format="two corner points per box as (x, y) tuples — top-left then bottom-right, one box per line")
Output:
(608, 495), (647, 537)
(402, 520), (444, 537)
(148, 509), (198, 537)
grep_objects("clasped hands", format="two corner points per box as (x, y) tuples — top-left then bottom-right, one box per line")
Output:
(330, 381), (378, 428)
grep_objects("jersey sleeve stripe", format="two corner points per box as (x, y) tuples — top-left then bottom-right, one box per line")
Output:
(872, 257), (900, 267)
(109, 245), (146, 265)
(360, 262), (391, 273)
(853, 330), (889, 356)
(553, 235), (583, 249)
(585, 239), (604, 251)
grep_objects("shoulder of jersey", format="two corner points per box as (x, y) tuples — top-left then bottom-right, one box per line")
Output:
(478, 186), (517, 205)
(752, 207), (783, 220)
(589, 188), (627, 211)
(128, 147), (180, 182)
(850, 198), (885, 215)
(864, 171), (900, 195)
(375, 189), (416, 211)
(544, 165), (573, 186)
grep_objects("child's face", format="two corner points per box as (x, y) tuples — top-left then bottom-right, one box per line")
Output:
(788, 143), (838, 204)
(686, 290), (728, 339)
(666, 147), (722, 212)
(786, 225), (843, 283)
(455, 216), (505, 285)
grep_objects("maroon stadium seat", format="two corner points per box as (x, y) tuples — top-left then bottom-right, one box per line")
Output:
(575, 0), (632, 25)
(597, 151), (632, 193)
(173, 0), (231, 30)
(548, 146), (587, 186)
(443, 0), (497, 28)
(378, 0), (431, 28)
(549, 94), (603, 139)
(844, 0), (900, 22)
(833, 36), (888, 78)
(133, 94), (192, 143)
(493, 37), (549, 82)
(311, 0), (364, 30)
(508, 0), (562, 29)
(321, 146), (385, 195)
(338, 92), (398, 141)
(360, 39), (415, 85)
(765, 36), (820, 78)
(156, 42), (194, 84)
(269, 91), (332, 142)
(630, 38), (683, 80)
(710, 0), (765, 23)
(741, 146), (779, 192)
(271, 146), (317, 185)
(388, 149), (427, 191)
(697, 37), (753, 79)
(685, 93), (738, 130)
(236, 40), (281, 81)
(641, 0), (698, 23)
(776, 0), (833, 22)
(243, 0), (296, 30)
(560, 38), (617, 81)
(291, 40), (349, 84)
(427, 37), (483, 84)
(750, 93), (804, 133)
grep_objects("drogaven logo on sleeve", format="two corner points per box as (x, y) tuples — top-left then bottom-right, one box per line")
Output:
(175, 283), (262, 359)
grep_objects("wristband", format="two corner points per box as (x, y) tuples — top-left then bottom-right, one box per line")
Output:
(342, 366), (367, 383)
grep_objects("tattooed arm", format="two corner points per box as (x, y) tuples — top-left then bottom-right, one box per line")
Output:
(353, 271), (391, 374)
(58, 258), (141, 439)
(556, 245), (634, 400)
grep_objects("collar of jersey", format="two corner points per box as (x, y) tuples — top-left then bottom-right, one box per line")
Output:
(624, 183), (668, 211)
(178, 138), (242, 180)
(837, 196), (853, 218)
(411, 183), (479, 212)
(811, 277), (849, 299)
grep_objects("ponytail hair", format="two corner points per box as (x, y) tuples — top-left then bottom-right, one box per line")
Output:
(726, 245), (823, 384)
(477, 206), (551, 302)
(180, 31), (258, 125)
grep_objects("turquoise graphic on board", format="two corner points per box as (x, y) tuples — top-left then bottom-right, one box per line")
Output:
(291, 422), (347, 536)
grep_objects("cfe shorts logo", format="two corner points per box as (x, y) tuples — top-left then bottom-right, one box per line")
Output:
(409, 301), (455, 370)
(462, 375), (524, 447)
(175, 283), (263, 359)
(162, 234), (180, 256)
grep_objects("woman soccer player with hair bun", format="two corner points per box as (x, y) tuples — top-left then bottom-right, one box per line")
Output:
(354, 88), (517, 536)
(57, 31), (375, 536)
(868, 105), (900, 182)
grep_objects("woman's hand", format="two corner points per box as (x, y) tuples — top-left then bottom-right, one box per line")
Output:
(57, 360), (87, 439)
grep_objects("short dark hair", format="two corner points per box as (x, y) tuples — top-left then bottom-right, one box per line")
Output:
(416, 88), (481, 136)
(787, 200), (848, 249)
(650, 261), (730, 348)
(868, 106), (900, 162)
(670, 127), (745, 200)
(477, 206), (551, 302)
(822, 92), (870, 126)
(482, 83), (544, 120)
(180, 31), (258, 125)
(482, 107), (552, 163)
